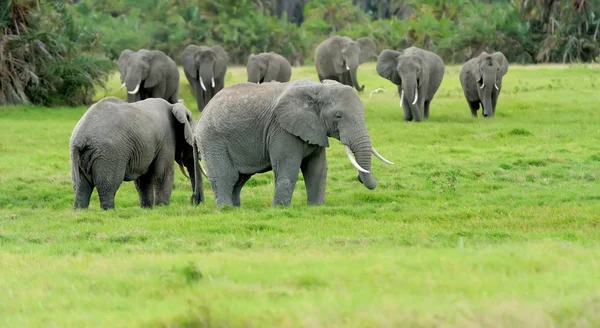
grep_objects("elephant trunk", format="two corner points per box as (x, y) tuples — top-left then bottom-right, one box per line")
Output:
(344, 130), (377, 190)
(191, 142), (205, 205)
(198, 65), (214, 92)
(349, 66), (365, 92)
(481, 75), (495, 118)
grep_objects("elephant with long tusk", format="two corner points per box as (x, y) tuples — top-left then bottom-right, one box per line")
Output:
(377, 47), (445, 122)
(117, 49), (180, 104)
(182, 45), (229, 112)
(459, 51), (508, 118)
(191, 79), (393, 208)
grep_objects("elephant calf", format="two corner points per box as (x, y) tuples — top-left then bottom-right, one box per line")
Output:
(459, 51), (509, 118)
(246, 52), (292, 83)
(70, 97), (201, 210)
(377, 47), (445, 122)
(118, 49), (180, 104)
(191, 79), (393, 208)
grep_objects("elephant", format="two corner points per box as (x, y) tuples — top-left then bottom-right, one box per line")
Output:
(459, 51), (509, 118)
(314, 36), (377, 92)
(70, 97), (202, 210)
(117, 49), (180, 104)
(182, 45), (229, 112)
(376, 47), (445, 122)
(190, 79), (393, 208)
(246, 52), (292, 83)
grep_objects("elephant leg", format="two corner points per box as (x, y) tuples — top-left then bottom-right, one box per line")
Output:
(492, 92), (499, 115)
(73, 171), (94, 209)
(192, 82), (205, 112)
(207, 153), (238, 207)
(232, 174), (252, 207)
(94, 170), (123, 210)
(151, 82), (167, 101)
(152, 159), (175, 207)
(301, 147), (327, 205)
(134, 173), (155, 208)
(411, 97), (424, 122)
(271, 156), (302, 206)
(469, 101), (480, 118)
(424, 100), (431, 119)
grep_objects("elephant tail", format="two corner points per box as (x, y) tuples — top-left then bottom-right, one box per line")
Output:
(191, 140), (205, 205)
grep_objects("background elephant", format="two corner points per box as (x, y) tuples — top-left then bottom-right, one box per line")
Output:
(70, 97), (201, 210)
(314, 36), (377, 92)
(117, 49), (180, 104)
(182, 45), (229, 112)
(191, 79), (393, 208)
(376, 47), (445, 122)
(459, 51), (509, 118)
(246, 52), (292, 83)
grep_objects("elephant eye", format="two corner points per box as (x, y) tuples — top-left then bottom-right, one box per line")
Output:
(335, 112), (342, 119)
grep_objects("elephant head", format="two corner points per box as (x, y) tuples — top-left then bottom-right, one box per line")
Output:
(377, 49), (426, 109)
(118, 49), (163, 102)
(331, 37), (376, 92)
(473, 52), (508, 117)
(182, 46), (218, 92)
(247, 54), (267, 83)
(274, 80), (393, 189)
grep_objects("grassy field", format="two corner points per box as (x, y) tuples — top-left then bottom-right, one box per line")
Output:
(1, 62), (600, 327)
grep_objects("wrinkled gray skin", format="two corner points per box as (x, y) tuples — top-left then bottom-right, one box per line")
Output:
(192, 79), (385, 208)
(314, 36), (377, 92)
(246, 52), (292, 83)
(70, 97), (200, 210)
(377, 47), (445, 122)
(118, 49), (180, 104)
(182, 45), (229, 112)
(459, 51), (508, 118)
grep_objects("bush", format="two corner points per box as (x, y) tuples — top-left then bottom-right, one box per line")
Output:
(0, 0), (113, 106)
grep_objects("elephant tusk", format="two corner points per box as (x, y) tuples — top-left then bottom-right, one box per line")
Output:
(400, 90), (404, 106)
(344, 145), (370, 174)
(199, 77), (207, 91)
(480, 82), (485, 89)
(199, 161), (208, 178)
(411, 89), (418, 105)
(127, 84), (140, 95)
(120, 83), (126, 90)
(211, 77), (215, 88)
(178, 163), (190, 179)
(494, 83), (499, 90)
(371, 147), (394, 165)
(346, 65), (350, 71)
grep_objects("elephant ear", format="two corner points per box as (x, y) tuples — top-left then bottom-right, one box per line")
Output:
(171, 103), (194, 146)
(491, 52), (508, 77)
(357, 37), (376, 64)
(376, 50), (402, 85)
(117, 49), (135, 83)
(274, 83), (329, 147)
(329, 37), (346, 75)
(182, 45), (198, 79)
(263, 55), (281, 82)
(145, 51), (165, 88)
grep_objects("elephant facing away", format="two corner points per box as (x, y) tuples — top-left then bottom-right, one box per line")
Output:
(70, 97), (201, 210)
(182, 45), (229, 112)
(191, 79), (393, 208)
(459, 51), (508, 118)
(377, 47), (445, 122)
(246, 52), (292, 83)
(314, 36), (377, 92)
(118, 49), (180, 104)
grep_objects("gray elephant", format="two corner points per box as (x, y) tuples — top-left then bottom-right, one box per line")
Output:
(314, 36), (377, 92)
(70, 97), (202, 210)
(182, 45), (229, 112)
(376, 47), (445, 122)
(118, 49), (180, 104)
(190, 79), (393, 208)
(459, 51), (508, 118)
(246, 52), (292, 83)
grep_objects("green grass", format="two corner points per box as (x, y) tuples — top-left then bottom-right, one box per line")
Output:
(2, 62), (600, 327)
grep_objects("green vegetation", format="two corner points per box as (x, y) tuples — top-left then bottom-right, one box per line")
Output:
(71, 0), (600, 65)
(1, 64), (600, 326)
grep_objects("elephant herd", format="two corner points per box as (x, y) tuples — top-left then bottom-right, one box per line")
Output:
(71, 35), (509, 210)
